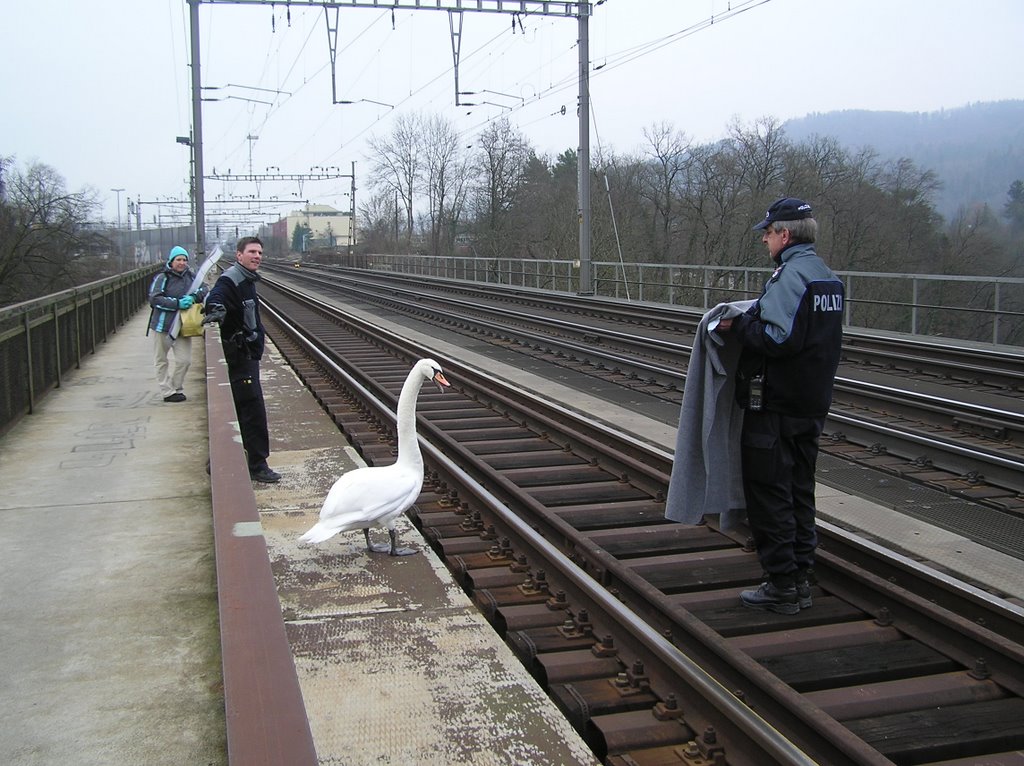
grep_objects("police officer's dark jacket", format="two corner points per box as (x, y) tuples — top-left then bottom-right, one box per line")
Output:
(206, 263), (266, 364)
(731, 242), (844, 418)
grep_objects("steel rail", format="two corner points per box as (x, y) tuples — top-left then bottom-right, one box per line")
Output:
(287, 264), (1024, 387)
(827, 411), (1024, 489)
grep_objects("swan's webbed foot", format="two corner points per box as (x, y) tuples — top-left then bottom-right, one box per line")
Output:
(364, 528), (391, 553)
(388, 528), (418, 557)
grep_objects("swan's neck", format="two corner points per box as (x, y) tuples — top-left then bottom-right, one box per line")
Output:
(395, 369), (425, 466)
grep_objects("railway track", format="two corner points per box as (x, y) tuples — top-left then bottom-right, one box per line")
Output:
(259, 283), (1024, 766)
(271, 264), (1024, 394)
(263, 267), (1024, 519)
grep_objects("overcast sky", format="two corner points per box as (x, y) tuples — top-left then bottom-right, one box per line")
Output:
(4, 0), (1022, 231)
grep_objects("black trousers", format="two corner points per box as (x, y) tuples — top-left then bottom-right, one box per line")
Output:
(227, 358), (270, 471)
(740, 409), (824, 581)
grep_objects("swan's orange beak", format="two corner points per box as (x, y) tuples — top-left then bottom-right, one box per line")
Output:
(433, 371), (450, 393)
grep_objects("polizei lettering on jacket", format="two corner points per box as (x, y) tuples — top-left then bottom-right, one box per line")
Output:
(813, 293), (843, 312)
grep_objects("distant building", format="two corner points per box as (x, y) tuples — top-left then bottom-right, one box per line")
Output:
(268, 204), (354, 252)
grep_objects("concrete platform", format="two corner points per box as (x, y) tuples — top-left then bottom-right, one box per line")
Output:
(0, 312), (225, 766)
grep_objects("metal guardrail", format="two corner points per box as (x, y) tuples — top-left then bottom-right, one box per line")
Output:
(348, 254), (1024, 347)
(0, 266), (159, 437)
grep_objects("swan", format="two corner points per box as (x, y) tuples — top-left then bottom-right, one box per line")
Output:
(299, 358), (450, 556)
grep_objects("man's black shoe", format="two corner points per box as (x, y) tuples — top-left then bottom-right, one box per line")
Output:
(796, 580), (813, 609)
(250, 466), (281, 483)
(740, 581), (800, 615)
(796, 568), (815, 609)
(163, 392), (186, 402)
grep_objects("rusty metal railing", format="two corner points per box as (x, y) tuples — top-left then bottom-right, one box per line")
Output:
(204, 328), (318, 765)
(0, 266), (159, 437)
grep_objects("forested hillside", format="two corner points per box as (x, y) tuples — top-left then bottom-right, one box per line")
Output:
(783, 100), (1024, 219)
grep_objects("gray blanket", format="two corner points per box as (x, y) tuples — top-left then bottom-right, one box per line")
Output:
(664, 300), (754, 530)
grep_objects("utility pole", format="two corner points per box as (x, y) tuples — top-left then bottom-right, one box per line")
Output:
(110, 188), (124, 229)
(246, 134), (259, 175)
(176, 133), (197, 233)
(577, 13), (592, 295)
(349, 160), (356, 258)
(187, 0), (207, 257)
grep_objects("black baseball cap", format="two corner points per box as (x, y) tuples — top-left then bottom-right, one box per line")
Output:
(752, 197), (814, 230)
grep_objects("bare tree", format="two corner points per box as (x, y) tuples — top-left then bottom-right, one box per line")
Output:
(367, 112), (422, 250)
(639, 122), (691, 263)
(419, 113), (470, 256)
(730, 116), (787, 198)
(784, 135), (850, 202)
(516, 150), (579, 263)
(817, 146), (885, 271)
(471, 117), (531, 259)
(880, 157), (943, 267)
(944, 205), (1005, 274)
(356, 190), (402, 253)
(730, 117), (791, 264)
(0, 160), (107, 306)
(678, 141), (754, 269)
(593, 151), (646, 268)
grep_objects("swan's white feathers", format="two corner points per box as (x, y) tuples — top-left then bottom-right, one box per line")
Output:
(299, 358), (450, 549)
(298, 463), (423, 544)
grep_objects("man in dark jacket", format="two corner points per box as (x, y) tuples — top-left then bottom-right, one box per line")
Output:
(715, 197), (844, 613)
(203, 236), (281, 483)
(148, 245), (207, 402)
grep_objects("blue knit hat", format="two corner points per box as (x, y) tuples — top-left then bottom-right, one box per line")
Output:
(167, 245), (189, 267)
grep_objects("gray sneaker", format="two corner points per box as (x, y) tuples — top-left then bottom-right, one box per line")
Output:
(740, 581), (800, 615)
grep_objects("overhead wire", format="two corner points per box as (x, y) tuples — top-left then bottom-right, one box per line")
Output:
(221, 7), (405, 210)
(458, 0), (776, 150)
(170, 0), (188, 131)
(205, 7), (559, 186)
(208, 7), (325, 203)
(591, 0), (773, 76)
(321, 11), (530, 163)
(200, 5), (303, 206)
(235, 9), (396, 171)
(202, 1), (776, 216)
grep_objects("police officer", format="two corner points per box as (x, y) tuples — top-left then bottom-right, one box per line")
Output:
(203, 236), (281, 483)
(715, 198), (844, 613)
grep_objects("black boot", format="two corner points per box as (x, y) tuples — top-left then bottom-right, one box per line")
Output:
(741, 576), (799, 615)
(796, 567), (815, 609)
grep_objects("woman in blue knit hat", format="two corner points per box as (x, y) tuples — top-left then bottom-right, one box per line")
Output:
(147, 245), (207, 402)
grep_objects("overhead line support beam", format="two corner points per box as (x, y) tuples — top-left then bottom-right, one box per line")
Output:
(198, 1), (586, 15)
